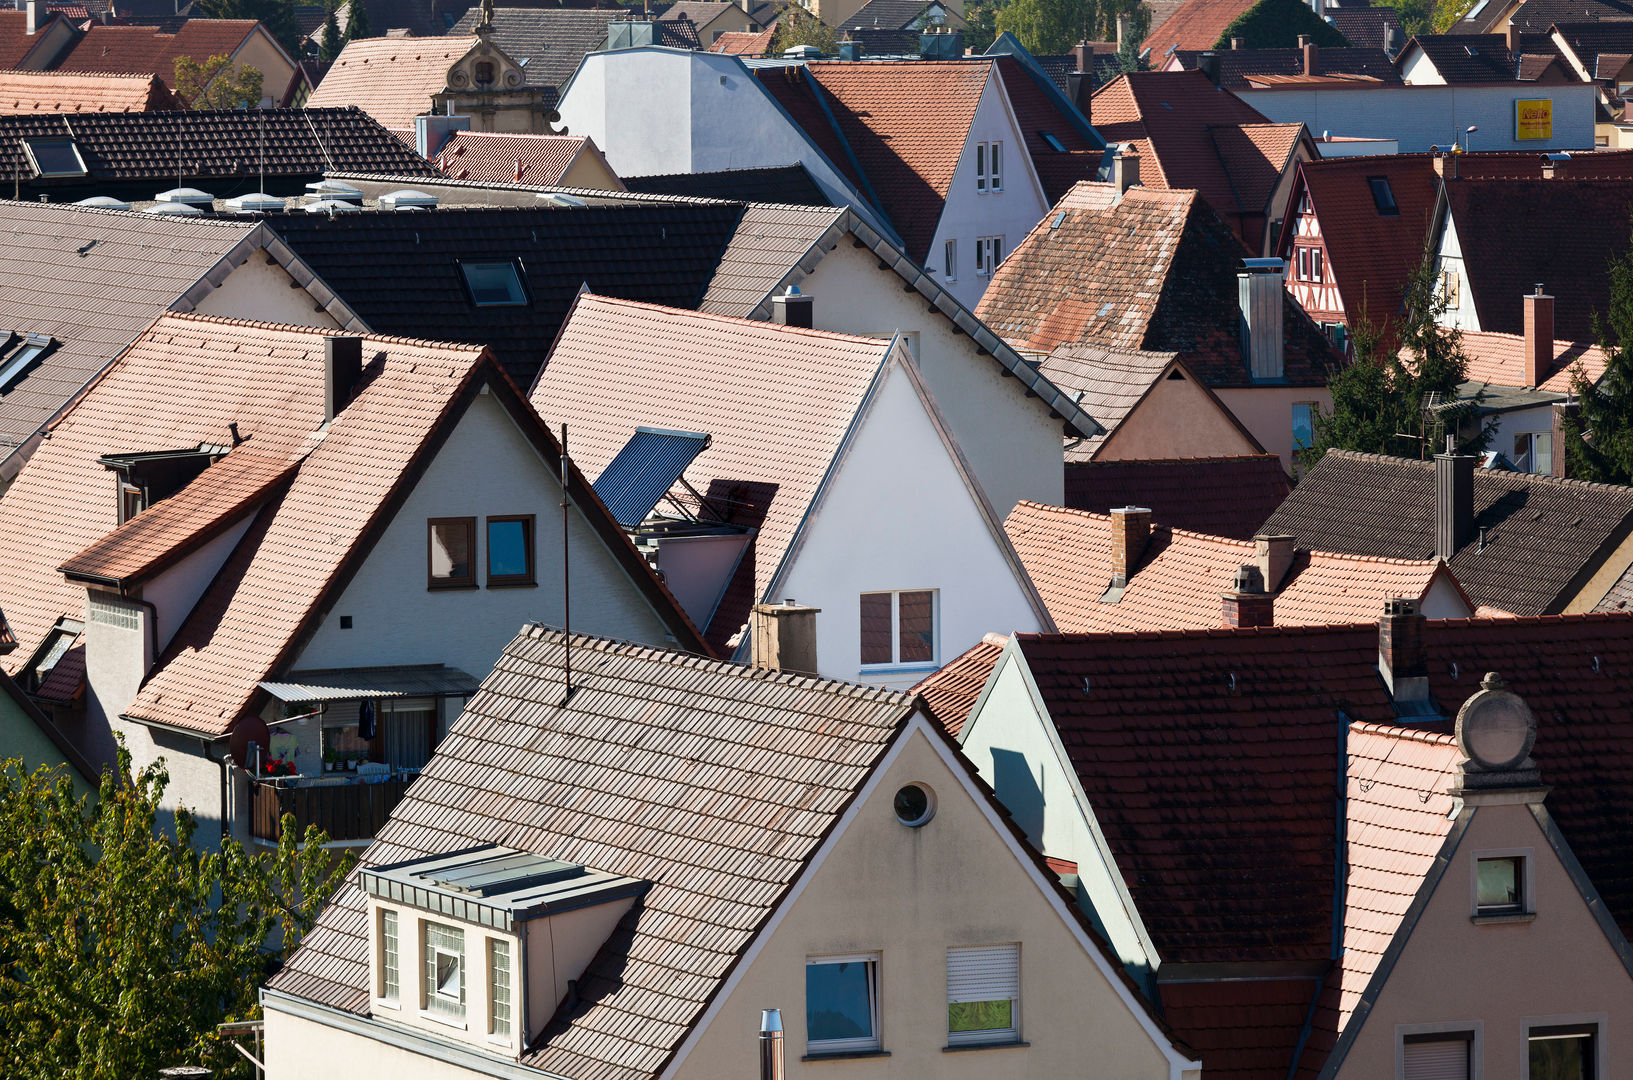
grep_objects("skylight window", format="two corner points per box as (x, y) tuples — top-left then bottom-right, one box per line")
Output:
(1039, 130), (1068, 152)
(458, 260), (528, 307)
(0, 334), (51, 392)
(1368, 176), (1399, 216)
(22, 138), (86, 178)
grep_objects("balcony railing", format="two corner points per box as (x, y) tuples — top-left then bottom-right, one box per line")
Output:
(249, 776), (412, 843)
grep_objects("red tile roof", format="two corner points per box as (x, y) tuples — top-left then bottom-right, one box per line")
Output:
(993, 54), (1103, 204)
(0, 69), (176, 112)
(1005, 501), (1463, 632)
(306, 35), (478, 129)
(1159, 978), (1322, 1080)
(1459, 330), (1608, 392)
(1142, 0), (1256, 55)
(0, 11), (73, 69)
(1064, 454), (1291, 540)
(912, 632), (1006, 736)
(52, 20), (262, 82)
(433, 131), (599, 186)
(707, 27), (772, 53)
(529, 294), (896, 651)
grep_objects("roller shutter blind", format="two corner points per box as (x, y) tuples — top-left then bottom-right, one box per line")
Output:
(946, 944), (1019, 1003)
(1403, 1037), (1470, 1080)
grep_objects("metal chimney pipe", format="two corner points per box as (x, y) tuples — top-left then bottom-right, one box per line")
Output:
(759, 1009), (785, 1080)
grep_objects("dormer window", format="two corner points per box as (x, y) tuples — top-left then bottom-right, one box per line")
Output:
(98, 446), (226, 523)
(22, 137), (86, 178)
(0, 334), (52, 392)
(458, 260), (528, 307)
(425, 921), (466, 1018)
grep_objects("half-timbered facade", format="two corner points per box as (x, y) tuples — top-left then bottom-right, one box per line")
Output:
(1281, 182), (1344, 346)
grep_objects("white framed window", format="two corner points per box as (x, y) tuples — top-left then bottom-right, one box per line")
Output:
(489, 937), (512, 1038)
(1471, 848), (1532, 918)
(423, 920), (466, 1018)
(1514, 431), (1553, 474)
(806, 953), (880, 1055)
(1526, 1014), (1606, 1079)
(1293, 402), (1316, 452)
(975, 141), (1002, 191)
(379, 909), (400, 1003)
(859, 589), (937, 668)
(1443, 266), (1461, 308)
(946, 944), (1019, 1046)
(976, 235), (1004, 277)
(0, 334), (50, 393)
(1397, 1021), (1482, 1079)
(944, 238), (957, 281)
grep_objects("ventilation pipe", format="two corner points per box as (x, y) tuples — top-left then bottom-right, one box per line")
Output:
(759, 1010), (785, 1080)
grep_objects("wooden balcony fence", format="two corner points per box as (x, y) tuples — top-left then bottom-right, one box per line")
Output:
(249, 777), (411, 843)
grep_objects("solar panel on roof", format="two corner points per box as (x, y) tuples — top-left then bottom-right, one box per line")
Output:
(593, 426), (711, 528)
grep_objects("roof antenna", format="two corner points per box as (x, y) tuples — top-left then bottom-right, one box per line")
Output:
(259, 107), (265, 195)
(559, 423), (575, 707)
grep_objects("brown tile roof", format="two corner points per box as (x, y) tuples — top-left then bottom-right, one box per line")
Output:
(1006, 501), (1460, 632)
(1038, 345), (1186, 460)
(912, 632), (1005, 736)
(1261, 449), (1633, 615)
(433, 131), (596, 185)
(52, 20), (262, 81)
(1170, 46), (1403, 89)
(1142, 0), (1256, 55)
(529, 294), (895, 651)
(977, 180), (1340, 387)
(306, 35), (479, 129)
(1318, 6), (1401, 49)
(0, 11), (72, 69)
(707, 27), (773, 53)
(1403, 32), (1528, 82)
(0, 69), (176, 112)
(1459, 330), (1608, 392)
(1064, 454), (1291, 540)
(268, 626), (918, 1080)
(994, 54), (1104, 204)
(1158, 978), (1322, 1080)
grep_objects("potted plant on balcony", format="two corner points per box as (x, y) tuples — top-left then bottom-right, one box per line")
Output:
(345, 751), (360, 773)
(323, 749), (337, 773)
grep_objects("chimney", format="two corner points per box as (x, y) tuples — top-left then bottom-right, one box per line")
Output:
(1116, 13), (1130, 49)
(1303, 39), (1320, 76)
(324, 336), (363, 422)
(1433, 148), (1460, 180)
(1110, 506), (1152, 587)
(1435, 445), (1475, 560)
(1297, 33), (1310, 48)
(1254, 533), (1295, 591)
(838, 35), (861, 60)
(760, 1010), (786, 1080)
(739, 0), (751, 12)
(771, 285), (813, 328)
(1230, 35), (1242, 49)
(1222, 564), (1274, 628)
(1067, 71), (1093, 121)
(1073, 40), (1091, 74)
(1239, 259), (1286, 380)
(751, 601), (820, 675)
(1113, 150), (1140, 193)
(1199, 50), (1221, 86)
(1523, 285), (1553, 387)
(1507, 20), (1521, 52)
(25, 0), (38, 34)
(1384, 25), (1402, 57)
(1378, 597), (1429, 702)
(1543, 152), (1569, 179)
(1551, 399), (1576, 478)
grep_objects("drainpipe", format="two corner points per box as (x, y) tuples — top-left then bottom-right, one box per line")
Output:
(206, 737), (233, 843)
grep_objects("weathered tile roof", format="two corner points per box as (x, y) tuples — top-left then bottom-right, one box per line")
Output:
(1261, 449), (1633, 614)
(0, 107), (437, 191)
(529, 295), (894, 650)
(0, 11), (73, 68)
(624, 163), (832, 205)
(447, 8), (700, 104)
(912, 632), (1005, 736)
(262, 202), (748, 389)
(1142, 0), (1257, 55)
(0, 201), (260, 463)
(978, 181), (1340, 387)
(707, 26), (773, 54)
(0, 69), (176, 112)
(268, 626), (917, 1080)
(1170, 46), (1401, 88)
(1038, 344), (1186, 460)
(1159, 977), (1322, 1080)
(1442, 178), (1633, 341)
(1460, 330), (1607, 392)
(1404, 33), (1530, 81)
(50, 19), (263, 82)
(1064, 454), (1291, 540)
(433, 131), (597, 186)
(1508, 0), (1633, 34)
(1006, 500), (1458, 632)
(306, 36), (479, 129)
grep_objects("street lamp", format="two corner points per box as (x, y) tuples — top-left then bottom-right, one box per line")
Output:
(1463, 124), (1478, 152)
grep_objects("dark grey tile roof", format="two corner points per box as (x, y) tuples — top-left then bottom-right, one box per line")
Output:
(1403, 33), (1524, 82)
(1064, 454), (1291, 539)
(267, 626), (916, 1080)
(697, 202), (848, 315)
(447, 8), (698, 104)
(262, 201), (750, 388)
(1507, 0), (1633, 34)
(1261, 449), (1633, 614)
(623, 163), (833, 205)
(1326, 5), (1402, 49)
(838, 0), (962, 30)
(1171, 45), (1403, 88)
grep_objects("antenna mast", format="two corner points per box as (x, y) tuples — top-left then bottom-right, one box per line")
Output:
(560, 423), (574, 706)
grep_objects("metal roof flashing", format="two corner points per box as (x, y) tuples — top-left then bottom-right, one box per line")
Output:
(363, 844), (649, 931)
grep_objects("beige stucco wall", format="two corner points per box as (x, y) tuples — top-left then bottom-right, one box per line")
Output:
(231, 28), (298, 107)
(1095, 371), (1263, 461)
(192, 254), (345, 328)
(1330, 800), (1633, 1079)
(560, 149), (624, 192)
(1213, 386), (1332, 471)
(264, 1007), (495, 1080)
(1561, 530), (1633, 614)
(672, 727), (1182, 1080)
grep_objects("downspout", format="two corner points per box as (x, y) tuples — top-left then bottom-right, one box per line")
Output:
(206, 737), (233, 843)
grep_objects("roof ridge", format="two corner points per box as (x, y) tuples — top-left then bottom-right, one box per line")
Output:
(1301, 548), (1440, 569)
(1324, 447), (1633, 494)
(0, 197), (262, 227)
(576, 292), (902, 348)
(157, 310), (491, 354)
(1072, 453), (1279, 466)
(1349, 719), (1458, 745)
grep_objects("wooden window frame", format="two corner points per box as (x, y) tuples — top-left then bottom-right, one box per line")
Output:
(427, 517), (477, 590)
(486, 514), (536, 588)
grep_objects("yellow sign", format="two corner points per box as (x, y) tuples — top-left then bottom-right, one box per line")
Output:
(1516, 98), (1553, 141)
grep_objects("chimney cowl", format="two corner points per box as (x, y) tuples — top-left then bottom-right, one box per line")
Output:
(771, 285), (813, 329)
(1222, 568), (1274, 628)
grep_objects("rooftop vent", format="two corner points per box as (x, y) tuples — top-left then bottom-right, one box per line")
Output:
(538, 192), (587, 208)
(74, 195), (130, 211)
(303, 179), (365, 204)
(144, 201), (205, 216)
(303, 199), (363, 214)
(225, 192), (285, 214)
(783, 43), (823, 58)
(380, 189), (439, 211)
(154, 187), (214, 207)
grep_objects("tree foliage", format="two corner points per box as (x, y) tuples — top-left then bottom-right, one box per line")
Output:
(1561, 217), (1633, 482)
(173, 54), (265, 110)
(0, 749), (352, 1080)
(772, 4), (838, 54)
(963, 0), (1000, 52)
(994, 0), (1144, 54)
(1302, 262), (1489, 467)
(193, 0), (305, 58)
(344, 0), (371, 43)
(1379, 0), (1432, 36)
(1214, 0), (1349, 48)
(319, 0), (343, 63)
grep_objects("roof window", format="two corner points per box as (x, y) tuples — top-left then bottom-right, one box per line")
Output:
(1039, 130), (1068, 152)
(0, 334), (52, 392)
(459, 260), (528, 307)
(1368, 176), (1399, 216)
(22, 137), (86, 178)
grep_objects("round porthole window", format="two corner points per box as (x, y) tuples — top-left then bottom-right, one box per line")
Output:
(893, 783), (935, 827)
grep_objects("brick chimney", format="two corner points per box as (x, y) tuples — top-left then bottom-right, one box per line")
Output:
(1378, 596), (1429, 702)
(1073, 40), (1091, 73)
(751, 601), (820, 675)
(1222, 565), (1274, 628)
(1303, 39), (1320, 76)
(1113, 150), (1140, 193)
(1507, 20), (1521, 52)
(1435, 445), (1475, 561)
(1523, 284), (1554, 387)
(1254, 533), (1295, 591)
(1110, 506), (1151, 587)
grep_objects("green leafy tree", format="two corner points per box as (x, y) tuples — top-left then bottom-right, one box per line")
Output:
(1302, 264), (1490, 467)
(1381, 0), (1432, 36)
(1561, 217), (1633, 482)
(1215, 0), (1348, 48)
(0, 750), (351, 1080)
(995, 0), (1092, 55)
(772, 4), (838, 53)
(343, 0), (371, 42)
(963, 0), (1000, 53)
(1116, 0), (1149, 69)
(193, 0), (304, 58)
(173, 54), (265, 109)
(319, 0), (343, 63)
(1430, 0), (1477, 31)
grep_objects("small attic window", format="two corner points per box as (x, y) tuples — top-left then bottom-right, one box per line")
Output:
(459, 260), (528, 307)
(0, 334), (51, 392)
(1039, 130), (1068, 152)
(23, 138), (86, 178)
(1368, 176), (1399, 216)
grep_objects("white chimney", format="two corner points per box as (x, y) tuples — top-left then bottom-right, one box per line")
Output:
(26, 0), (40, 34)
(1239, 258), (1285, 381)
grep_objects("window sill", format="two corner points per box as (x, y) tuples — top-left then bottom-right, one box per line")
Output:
(858, 662), (941, 677)
(1471, 911), (1536, 925)
(485, 580), (538, 589)
(373, 998), (401, 1012)
(419, 1010), (468, 1030)
(801, 1049), (890, 1062)
(427, 583), (478, 592)
(943, 1040), (1028, 1053)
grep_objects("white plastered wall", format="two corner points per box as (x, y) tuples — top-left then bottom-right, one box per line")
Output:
(1432, 213), (1482, 332)
(194, 255), (346, 329)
